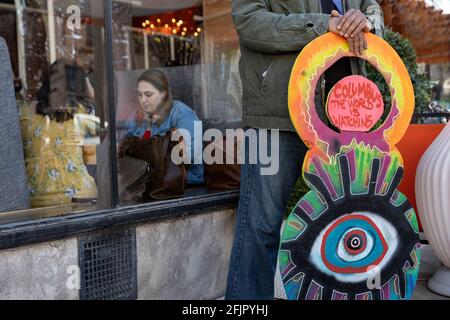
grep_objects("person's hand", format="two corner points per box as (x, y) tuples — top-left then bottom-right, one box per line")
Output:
(338, 9), (372, 56)
(346, 31), (367, 56)
(328, 9), (342, 34)
(82, 145), (97, 165)
(328, 9), (370, 56)
(337, 9), (372, 38)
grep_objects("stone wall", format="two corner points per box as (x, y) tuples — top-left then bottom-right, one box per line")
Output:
(0, 239), (79, 300)
(0, 208), (235, 300)
(137, 208), (235, 300)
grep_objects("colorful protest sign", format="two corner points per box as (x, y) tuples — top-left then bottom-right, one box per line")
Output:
(278, 32), (421, 300)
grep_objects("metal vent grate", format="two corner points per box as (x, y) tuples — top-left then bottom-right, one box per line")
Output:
(79, 228), (137, 300)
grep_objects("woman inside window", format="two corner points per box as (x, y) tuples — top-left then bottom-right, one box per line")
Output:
(19, 61), (98, 208)
(124, 69), (204, 186)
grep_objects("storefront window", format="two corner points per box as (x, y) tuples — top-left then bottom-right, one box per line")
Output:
(0, 0), (113, 218)
(0, 0), (241, 221)
(113, 0), (242, 205)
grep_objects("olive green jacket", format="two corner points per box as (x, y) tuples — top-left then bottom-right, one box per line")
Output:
(232, 0), (384, 131)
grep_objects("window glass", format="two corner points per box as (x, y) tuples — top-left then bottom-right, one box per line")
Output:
(0, 0), (113, 219)
(113, 0), (242, 205)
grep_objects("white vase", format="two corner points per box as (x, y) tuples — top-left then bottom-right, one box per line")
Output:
(416, 122), (450, 297)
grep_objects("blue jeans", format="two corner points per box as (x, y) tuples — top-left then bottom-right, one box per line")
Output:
(225, 129), (308, 300)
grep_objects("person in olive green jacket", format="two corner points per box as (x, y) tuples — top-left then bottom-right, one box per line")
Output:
(226, 0), (384, 300)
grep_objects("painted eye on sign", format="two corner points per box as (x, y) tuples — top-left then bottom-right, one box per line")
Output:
(311, 213), (395, 280)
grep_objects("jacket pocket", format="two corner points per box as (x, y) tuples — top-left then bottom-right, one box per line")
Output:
(258, 54), (298, 117)
(260, 59), (276, 95)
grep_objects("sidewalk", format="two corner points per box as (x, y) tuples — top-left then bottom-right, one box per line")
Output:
(412, 244), (450, 300)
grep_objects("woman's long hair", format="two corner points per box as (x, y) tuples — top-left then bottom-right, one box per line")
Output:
(135, 69), (172, 123)
(36, 61), (94, 122)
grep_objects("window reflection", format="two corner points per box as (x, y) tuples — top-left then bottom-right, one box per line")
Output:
(0, 0), (243, 215)
(114, 0), (243, 204)
(120, 69), (204, 189)
(19, 61), (99, 207)
(0, 0), (110, 215)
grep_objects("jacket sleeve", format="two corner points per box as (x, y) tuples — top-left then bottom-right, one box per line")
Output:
(361, 0), (385, 38)
(231, 0), (330, 54)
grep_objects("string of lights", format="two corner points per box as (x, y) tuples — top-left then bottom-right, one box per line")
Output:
(140, 17), (202, 38)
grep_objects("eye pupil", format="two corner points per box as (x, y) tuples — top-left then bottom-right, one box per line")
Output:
(351, 237), (360, 248)
(344, 230), (367, 255)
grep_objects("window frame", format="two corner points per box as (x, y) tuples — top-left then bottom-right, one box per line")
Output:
(0, 189), (239, 250)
